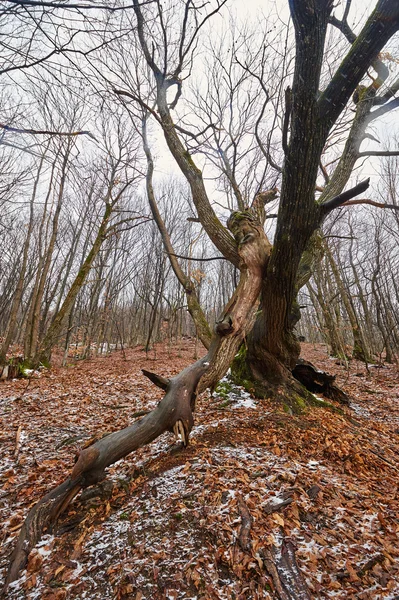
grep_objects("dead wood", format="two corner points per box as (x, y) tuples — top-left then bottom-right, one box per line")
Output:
(357, 553), (385, 577)
(0, 358), (25, 380)
(5, 207), (271, 590)
(263, 491), (293, 514)
(262, 539), (312, 600)
(5, 479), (82, 587)
(306, 485), (321, 500)
(141, 369), (169, 390)
(236, 493), (253, 552)
(292, 358), (349, 404)
(4, 356), (210, 590)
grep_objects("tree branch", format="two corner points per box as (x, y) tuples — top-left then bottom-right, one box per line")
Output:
(141, 369), (169, 390)
(320, 178), (370, 215)
(0, 123), (97, 140)
(342, 198), (399, 210)
(3, 0), (153, 10)
(319, 0), (399, 125)
(358, 149), (399, 158)
(165, 252), (226, 262)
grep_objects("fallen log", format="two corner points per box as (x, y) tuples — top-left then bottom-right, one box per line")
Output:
(5, 208), (270, 590)
(5, 355), (210, 588)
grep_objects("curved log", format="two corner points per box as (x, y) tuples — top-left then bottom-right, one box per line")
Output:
(5, 208), (272, 590)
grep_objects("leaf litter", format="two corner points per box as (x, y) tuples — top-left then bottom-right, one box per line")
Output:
(1, 341), (399, 599)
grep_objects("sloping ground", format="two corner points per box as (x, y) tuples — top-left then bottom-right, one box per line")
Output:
(1, 342), (399, 599)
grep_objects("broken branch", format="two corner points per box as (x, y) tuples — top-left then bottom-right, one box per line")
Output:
(320, 179), (370, 215)
(141, 369), (170, 390)
(236, 493), (253, 552)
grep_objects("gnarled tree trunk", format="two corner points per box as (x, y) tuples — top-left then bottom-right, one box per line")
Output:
(5, 208), (271, 589)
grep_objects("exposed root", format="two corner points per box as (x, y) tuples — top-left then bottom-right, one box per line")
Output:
(292, 358), (349, 404)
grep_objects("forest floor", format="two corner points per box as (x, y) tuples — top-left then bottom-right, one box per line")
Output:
(1, 341), (399, 600)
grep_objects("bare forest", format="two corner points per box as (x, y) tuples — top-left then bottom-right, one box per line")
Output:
(1, 1), (399, 598)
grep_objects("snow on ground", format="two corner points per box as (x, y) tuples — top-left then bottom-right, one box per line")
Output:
(1, 342), (399, 599)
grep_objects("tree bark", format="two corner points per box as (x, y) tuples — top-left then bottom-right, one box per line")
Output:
(244, 0), (399, 400)
(5, 207), (271, 588)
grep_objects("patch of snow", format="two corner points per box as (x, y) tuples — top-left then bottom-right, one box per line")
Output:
(350, 402), (371, 417)
(306, 460), (320, 470)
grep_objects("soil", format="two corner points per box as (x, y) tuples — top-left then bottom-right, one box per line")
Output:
(1, 341), (399, 599)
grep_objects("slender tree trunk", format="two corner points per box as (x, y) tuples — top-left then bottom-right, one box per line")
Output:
(25, 147), (69, 362)
(324, 244), (371, 361)
(36, 199), (113, 364)
(0, 148), (48, 362)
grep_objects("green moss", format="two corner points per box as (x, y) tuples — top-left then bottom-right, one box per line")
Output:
(217, 399), (232, 409)
(18, 359), (35, 377)
(214, 381), (234, 397)
(231, 344), (250, 384)
(183, 150), (201, 173)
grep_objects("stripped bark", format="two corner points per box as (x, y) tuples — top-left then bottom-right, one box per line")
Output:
(5, 207), (271, 590)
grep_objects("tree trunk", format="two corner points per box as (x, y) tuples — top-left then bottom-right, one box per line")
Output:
(5, 207), (271, 589)
(0, 148), (47, 363)
(37, 199), (113, 365)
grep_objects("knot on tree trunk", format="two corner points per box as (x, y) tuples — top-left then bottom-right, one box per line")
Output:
(227, 209), (272, 270)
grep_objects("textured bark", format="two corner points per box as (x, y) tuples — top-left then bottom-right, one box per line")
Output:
(292, 359), (349, 404)
(5, 208), (271, 588)
(0, 149), (47, 363)
(262, 539), (312, 600)
(324, 244), (370, 362)
(245, 0), (333, 390)
(24, 154), (65, 361)
(245, 0), (399, 397)
(37, 201), (113, 365)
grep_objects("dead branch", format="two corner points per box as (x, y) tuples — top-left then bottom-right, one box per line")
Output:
(236, 493), (253, 552)
(164, 252), (227, 262)
(342, 198), (399, 210)
(263, 491), (293, 514)
(0, 123), (97, 141)
(262, 540), (312, 600)
(141, 369), (170, 390)
(357, 553), (385, 577)
(320, 179), (370, 215)
(14, 425), (23, 463)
